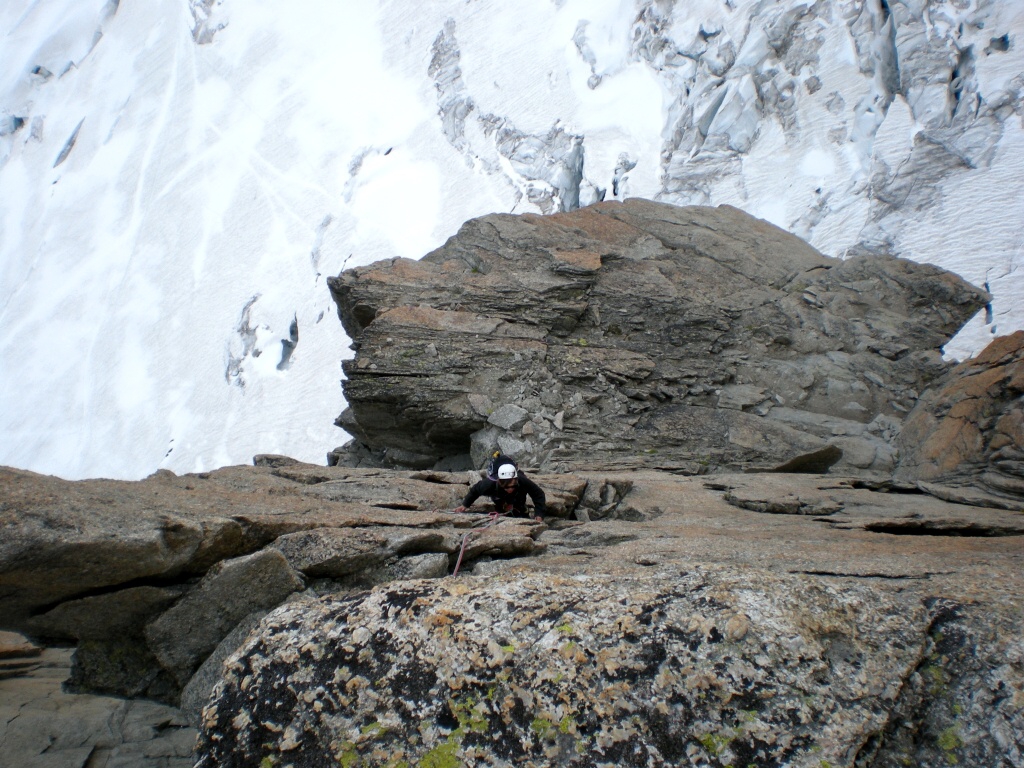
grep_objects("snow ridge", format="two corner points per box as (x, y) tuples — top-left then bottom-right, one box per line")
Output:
(0, 0), (1021, 479)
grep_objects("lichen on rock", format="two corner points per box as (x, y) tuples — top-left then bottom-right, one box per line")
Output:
(195, 568), (1023, 768)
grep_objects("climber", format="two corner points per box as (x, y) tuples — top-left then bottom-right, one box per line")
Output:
(454, 455), (547, 522)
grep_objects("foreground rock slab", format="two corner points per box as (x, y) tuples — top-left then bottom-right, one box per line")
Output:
(195, 470), (1023, 768)
(197, 567), (1022, 768)
(3, 458), (1022, 766)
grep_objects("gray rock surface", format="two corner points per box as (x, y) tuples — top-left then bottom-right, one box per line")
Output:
(328, 200), (987, 476)
(0, 463), (477, 635)
(144, 549), (304, 687)
(179, 611), (267, 730)
(0, 640), (196, 768)
(195, 469), (1024, 767)
(2, 453), (1023, 765)
(202, 579), (1016, 767)
(27, 586), (186, 642)
(270, 526), (458, 579)
(0, 461), (559, 702)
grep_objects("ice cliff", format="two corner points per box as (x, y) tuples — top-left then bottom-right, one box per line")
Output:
(0, 0), (1021, 479)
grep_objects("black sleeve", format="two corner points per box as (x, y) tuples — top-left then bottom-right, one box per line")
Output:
(519, 475), (546, 517)
(462, 478), (494, 508)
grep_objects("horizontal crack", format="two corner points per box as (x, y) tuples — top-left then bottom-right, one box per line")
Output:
(791, 570), (954, 580)
(27, 574), (198, 619)
(864, 522), (1024, 537)
(348, 371), (434, 378)
(847, 479), (924, 494)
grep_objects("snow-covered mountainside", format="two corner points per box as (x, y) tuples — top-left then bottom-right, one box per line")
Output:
(1, 0), (1021, 480)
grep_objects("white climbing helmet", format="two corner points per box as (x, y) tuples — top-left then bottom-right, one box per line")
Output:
(497, 463), (517, 480)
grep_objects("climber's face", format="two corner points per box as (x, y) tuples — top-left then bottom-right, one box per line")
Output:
(498, 477), (517, 492)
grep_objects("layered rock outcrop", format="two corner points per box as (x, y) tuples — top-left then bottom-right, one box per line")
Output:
(328, 200), (987, 475)
(192, 468), (1024, 768)
(5, 459), (1022, 767)
(896, 330), (1024, 508)
(0, 460), (582, 712)
(0, 462), (474, 705)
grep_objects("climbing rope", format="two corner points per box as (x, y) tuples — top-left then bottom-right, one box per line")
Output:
(451, 510), (505, 576)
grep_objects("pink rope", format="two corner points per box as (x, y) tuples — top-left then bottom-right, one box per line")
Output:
(452, 510), (504, 576)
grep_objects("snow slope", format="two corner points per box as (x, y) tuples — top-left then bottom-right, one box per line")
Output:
(1, 0), (1021, 479)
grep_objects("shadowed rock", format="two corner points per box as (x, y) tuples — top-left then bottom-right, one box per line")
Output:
(767, 444), (843, 473)
(144, 549), (305, 687)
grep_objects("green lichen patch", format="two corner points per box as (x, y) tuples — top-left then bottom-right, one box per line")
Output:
(195, 571), (1022, 768)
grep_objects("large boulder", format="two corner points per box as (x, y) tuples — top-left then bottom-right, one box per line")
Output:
(197, 567), (1023, 768)
(328, 200), (987, 475)
(144, 549), (305, 687)
(895, 331), (1024, 507)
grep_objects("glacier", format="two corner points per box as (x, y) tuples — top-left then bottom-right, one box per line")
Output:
(0, 0), (1021, 480)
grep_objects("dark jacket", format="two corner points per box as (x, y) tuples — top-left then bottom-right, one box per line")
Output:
(462, 471), (546, 518)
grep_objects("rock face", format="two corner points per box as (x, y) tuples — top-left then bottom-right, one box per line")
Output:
(3, 199), (1022, 766)
(0, 638), (197, 768)
(194, 469), (1024, 768)
(0, 463), (515, 703)
(896, 330), (1024, 508)
(328, 200), (987, 475)
(4, 451), (1024, 764)
(197, 572), (1022, 768)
